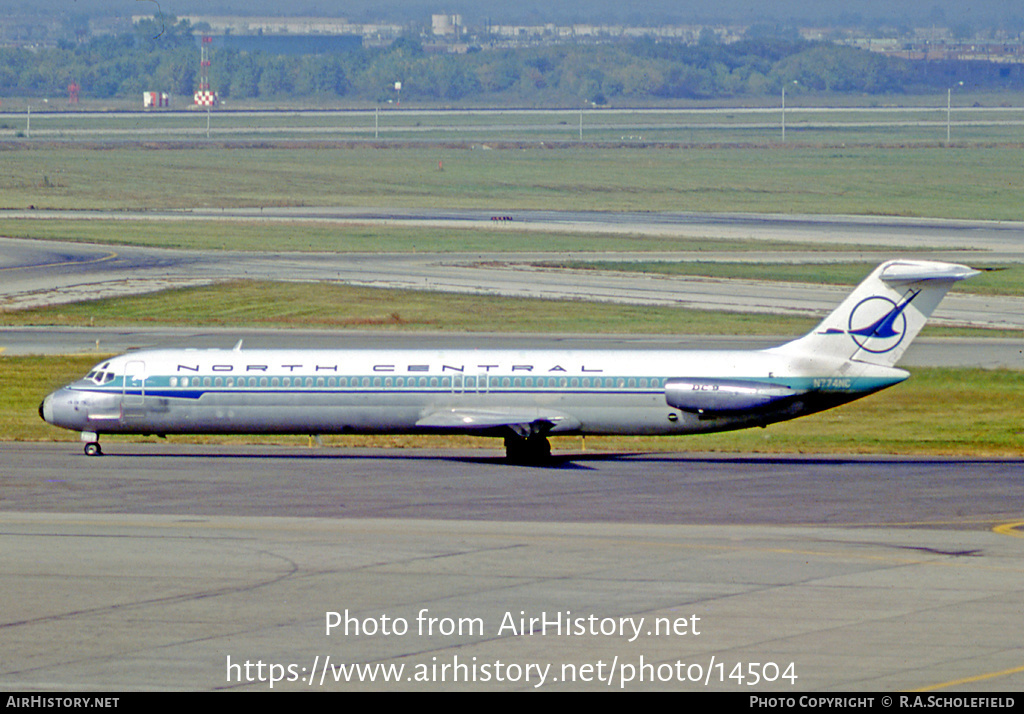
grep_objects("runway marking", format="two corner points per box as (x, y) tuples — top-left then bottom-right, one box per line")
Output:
(0, 251), (118, 272)
(993, 521), (1024, 538)
(793, 516), (1015, 529)
(911, 663), (1024, 691)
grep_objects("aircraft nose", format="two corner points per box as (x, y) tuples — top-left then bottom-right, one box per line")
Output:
(40, 388), (75, 428)
(39, 392), (55, 424)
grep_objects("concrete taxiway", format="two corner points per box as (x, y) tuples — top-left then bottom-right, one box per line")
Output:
(2, 444), (1023, 691)
(3, 210), (1024, 328)
(1, 236), (1022, 328)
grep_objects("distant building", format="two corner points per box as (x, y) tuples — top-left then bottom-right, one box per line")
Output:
(143, 91), (170, 108)
(484, 23), (739, 44)
(178, 16), (367, 35)
(214, 35), (362, 54)
(145, 16), (399, 53)
(432, 15), (463, 37)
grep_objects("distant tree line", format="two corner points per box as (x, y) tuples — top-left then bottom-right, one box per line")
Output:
(3, 16), (1024, 105)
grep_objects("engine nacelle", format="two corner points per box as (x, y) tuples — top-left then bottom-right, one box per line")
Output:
(665, 378), (804, 414)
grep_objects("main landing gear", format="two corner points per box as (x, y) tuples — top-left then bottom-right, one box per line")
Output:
(504, 434), (551, 465)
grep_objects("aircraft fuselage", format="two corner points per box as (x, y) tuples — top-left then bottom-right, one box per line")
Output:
(40, 346), (905, 440)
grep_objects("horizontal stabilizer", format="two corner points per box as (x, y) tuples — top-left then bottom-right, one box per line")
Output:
(876, 261), (979, 285)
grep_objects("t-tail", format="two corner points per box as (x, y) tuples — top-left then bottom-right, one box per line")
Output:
(771, 259), (979, 367)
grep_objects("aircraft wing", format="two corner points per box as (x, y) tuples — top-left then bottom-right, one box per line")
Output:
(415, 408), (581, 436)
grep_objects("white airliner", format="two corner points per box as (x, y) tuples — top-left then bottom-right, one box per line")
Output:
(40, 260), (977, 463)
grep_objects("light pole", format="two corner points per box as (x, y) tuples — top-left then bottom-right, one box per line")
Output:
(782, 81), (797, 142)
(947, 81), (963, 144)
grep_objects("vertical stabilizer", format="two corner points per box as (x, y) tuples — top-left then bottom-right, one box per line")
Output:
(771, 260), (978, 367)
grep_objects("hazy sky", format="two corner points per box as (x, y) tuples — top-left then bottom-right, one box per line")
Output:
(3, 0), (1020, 26)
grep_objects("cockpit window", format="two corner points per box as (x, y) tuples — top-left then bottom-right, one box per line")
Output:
(85, 365), (116, 385)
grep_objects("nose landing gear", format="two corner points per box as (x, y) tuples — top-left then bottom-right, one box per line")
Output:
(81, 432), (102, 456)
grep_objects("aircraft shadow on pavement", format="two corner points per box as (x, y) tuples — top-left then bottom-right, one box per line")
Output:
(98, 448), (1022, 469)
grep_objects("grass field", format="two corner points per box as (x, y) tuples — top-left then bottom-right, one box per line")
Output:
(4, 279), (1010, 338)
(0, 219), (869, 254)
(0, 280), (822, 334)
(5, 145), (1024, 220)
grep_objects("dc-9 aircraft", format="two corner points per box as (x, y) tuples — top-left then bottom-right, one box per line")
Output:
(40, 260), (977, 463)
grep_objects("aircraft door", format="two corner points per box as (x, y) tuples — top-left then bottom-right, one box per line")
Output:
(450, 373), (488, 395)
(449, 373), (489, 394)
(121, 359), (147, 419)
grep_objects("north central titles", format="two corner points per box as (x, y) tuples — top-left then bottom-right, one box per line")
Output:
(177, 362), (606, 375)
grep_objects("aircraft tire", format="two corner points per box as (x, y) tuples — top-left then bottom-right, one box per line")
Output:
(84, 442), (102, 457)
(504, 434), (551, 465)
